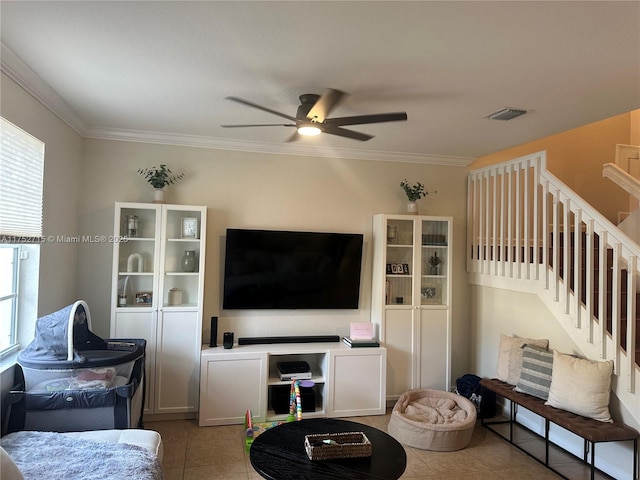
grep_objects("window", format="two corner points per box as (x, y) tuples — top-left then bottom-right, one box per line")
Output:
(0, 246), (19, 354)
(0, 117), (44, 357)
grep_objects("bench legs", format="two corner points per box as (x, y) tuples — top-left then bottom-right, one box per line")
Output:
(481, 398), (638, 480)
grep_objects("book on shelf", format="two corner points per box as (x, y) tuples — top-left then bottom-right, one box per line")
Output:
(342, 336), (380, 348)
(349, 322), (374, 340)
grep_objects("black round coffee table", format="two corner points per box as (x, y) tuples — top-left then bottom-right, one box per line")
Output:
(249, 418), (407, 480)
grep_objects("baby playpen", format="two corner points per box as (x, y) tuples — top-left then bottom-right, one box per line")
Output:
(5, 300), (145, 434)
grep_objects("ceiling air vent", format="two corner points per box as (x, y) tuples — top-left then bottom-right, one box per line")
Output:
(485, 108), (527, 121)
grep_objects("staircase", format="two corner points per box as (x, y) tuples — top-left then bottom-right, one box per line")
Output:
(467, 151), (640, 425)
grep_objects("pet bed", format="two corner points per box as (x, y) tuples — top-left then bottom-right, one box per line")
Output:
(388, 389), (476, 451)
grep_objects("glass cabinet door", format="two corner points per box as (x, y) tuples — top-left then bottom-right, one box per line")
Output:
(116, 206), (159, 307)
(384, 218), (415, 306)
(161, 207), (204, 307)
(419, 219), (448, 306)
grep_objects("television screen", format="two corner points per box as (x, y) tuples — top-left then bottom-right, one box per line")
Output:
(222, 229), (363, 309)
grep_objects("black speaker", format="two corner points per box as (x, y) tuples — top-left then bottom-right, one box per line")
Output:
(209, 316), (218, 347)
(238, 335), (340, 345)
(223, 332), (234, 349)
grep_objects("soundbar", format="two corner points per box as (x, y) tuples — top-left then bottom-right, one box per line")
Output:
(238, 335), (340, 345)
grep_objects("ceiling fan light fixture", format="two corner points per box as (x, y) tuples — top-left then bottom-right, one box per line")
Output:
(223, 89), (407, 142)
(297, 125), (322, 136)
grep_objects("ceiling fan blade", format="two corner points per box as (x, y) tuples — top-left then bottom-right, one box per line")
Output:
(226, 96), (298, 122)
(285, 131), (300, 143)
(324, 112), (408, 126)
(221, 123), (296, 128)
(306, 89), (346, 123)
(321, 124), (373, 141)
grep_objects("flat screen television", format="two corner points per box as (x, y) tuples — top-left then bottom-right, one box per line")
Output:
(222, 229), (364, 309)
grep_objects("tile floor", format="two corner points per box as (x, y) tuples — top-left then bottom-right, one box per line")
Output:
(146, 411), (588, 480)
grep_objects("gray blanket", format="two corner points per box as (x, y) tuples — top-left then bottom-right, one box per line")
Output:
(0, 431), (162, 480)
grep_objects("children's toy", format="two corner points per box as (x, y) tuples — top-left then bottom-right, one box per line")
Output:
(245, 379), (315, 451)
(288, 380), (303, 422)
(244, 410), (284, 452)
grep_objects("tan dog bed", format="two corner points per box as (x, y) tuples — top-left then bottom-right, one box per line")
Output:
(388, 389), (476, 451)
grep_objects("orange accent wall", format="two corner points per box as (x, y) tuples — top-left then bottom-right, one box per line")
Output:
(631, 110), (640, 145)
(470, 110), (639, 224)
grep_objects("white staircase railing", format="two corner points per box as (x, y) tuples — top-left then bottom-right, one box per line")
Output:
(603, 163), (640, 201)
(467, 151), (639, 424)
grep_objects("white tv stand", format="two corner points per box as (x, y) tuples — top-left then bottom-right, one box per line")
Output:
(199, 342), (387, 426)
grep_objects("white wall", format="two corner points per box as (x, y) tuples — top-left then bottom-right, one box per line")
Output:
(470, 284), (639, 480)
(1, 72), (84, 317)
(470, 284), (640, 425)
(470, 285), (580, 377)
(0, 72), (83, 426)
(76, 139), (472, 381)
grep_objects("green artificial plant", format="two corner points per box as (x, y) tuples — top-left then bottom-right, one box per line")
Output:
(400, 179), (427, 202)
(429, 251), (442, 267)
(137, 164), (185, 189)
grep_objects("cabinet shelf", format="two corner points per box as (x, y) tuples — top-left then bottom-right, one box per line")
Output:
(118, 272), (154, 276)
(266, 410), (326, 420)
(162, 303), (198, 308)
(267, 375), (326, 386)
(123, 237), (155, 242)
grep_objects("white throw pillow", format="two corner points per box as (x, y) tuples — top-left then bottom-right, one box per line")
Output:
(0, 447), (24, 480)
(545, 350), (614, 423)
(496, 334), (549, 385)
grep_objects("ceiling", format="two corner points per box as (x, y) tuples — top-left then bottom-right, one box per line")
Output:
(1, 1), (639, 165)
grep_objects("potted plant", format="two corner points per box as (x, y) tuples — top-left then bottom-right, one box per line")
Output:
(400, 179), (427, 214)
(137, 164), (185, 203)
(428, 251), (442, 275)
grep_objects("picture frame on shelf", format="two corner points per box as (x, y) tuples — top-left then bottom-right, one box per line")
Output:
(421, 284), (441, 304)
(135, 291), (153, 304)
(181, 217), (199, 239)
(387, 263), (410, 275)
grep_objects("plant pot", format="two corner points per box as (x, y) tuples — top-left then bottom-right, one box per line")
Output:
(153, 188), (166, 204)
(407, 202), (418, 214)
(429, 266), (440, 275)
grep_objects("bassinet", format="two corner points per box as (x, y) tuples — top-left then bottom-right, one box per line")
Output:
(5, 300), (145, 434)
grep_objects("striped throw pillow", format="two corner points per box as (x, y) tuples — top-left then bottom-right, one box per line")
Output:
(514, 344), (554, 400)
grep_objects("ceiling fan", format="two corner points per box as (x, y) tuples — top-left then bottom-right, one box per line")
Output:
(221, 88), (407, 142)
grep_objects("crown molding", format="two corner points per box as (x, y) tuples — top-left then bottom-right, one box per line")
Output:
(1, 43), (87, 135)
(84, 126), (474, 167)
(2, 42), (473, 167)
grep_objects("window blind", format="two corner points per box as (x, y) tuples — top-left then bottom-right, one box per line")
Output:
(0, 117), (44, 241)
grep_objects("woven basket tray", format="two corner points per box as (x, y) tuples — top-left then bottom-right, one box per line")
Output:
(304, 431), (372, 461)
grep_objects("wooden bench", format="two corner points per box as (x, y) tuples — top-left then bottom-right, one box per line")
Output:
(480, 378), (638, 480)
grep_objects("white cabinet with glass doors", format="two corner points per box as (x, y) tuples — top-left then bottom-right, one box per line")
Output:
(110, 202), (206, 418)
(371, 214), (452, 400)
